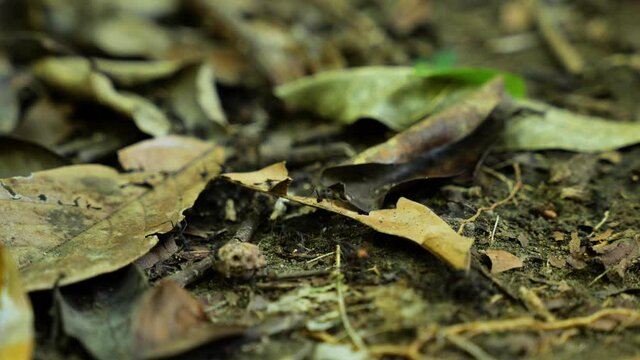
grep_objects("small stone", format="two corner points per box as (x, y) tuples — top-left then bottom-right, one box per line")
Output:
(217, 239), (266, 278)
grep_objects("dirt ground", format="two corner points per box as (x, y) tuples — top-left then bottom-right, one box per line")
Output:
(2, 0), (640, 359)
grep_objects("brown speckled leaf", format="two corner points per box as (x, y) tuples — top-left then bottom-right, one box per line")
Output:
(0, 137), (224, 291)
(222, 162), (472, 271)
(485, 249), (523, 274)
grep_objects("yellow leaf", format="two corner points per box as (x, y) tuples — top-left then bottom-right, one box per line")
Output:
(222, 162), (472, 270)
(0, 137), (224, 291)
(0, 245), (34, 360)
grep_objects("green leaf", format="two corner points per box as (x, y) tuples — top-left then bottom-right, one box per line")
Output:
(413, 64), (526, 98)
(499, 99), (640, 152)
(276, 66), (484, 131)
(275, 66), (524, 131)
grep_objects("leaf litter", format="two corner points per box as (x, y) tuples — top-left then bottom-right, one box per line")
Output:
(3, 1), (640, 359)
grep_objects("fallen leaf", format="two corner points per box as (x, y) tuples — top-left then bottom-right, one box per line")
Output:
(593, 238), (640, 279)
(166, 63), (228, 136)
(133, 279), (246, 359)
(0, 136), (68, 178)
(0, 57), (19, 133)
(0, 245), (34, 360)
(93, 58), (184, 87)
(32, 57), (171, 137)
(222, 162), (473, 270)
(485, 249), (523, 273)
(118, 135), (216, 172)
(0, 136), (223, 291)
(321, 77), (504, 211)
(499, 99), (640, 152)
(89, 16), (173, 58)
(55, 265), (149, 360)
(276, 67), (523, 131)
(11, 97), (75, 148)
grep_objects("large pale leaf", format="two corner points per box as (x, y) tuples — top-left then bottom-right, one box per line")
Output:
(0, 137), (224, 291)
(222, 163), (473, 271)
(0, 245), (34, 360)
(275, 66), (522, 131)
(32, 57), (171, 137)
(499, 99), (640, 152)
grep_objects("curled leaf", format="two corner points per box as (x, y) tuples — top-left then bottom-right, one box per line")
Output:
(322, 77), (505, 211)
(32, 57), (171, 137)
(222, 162), (473, 271)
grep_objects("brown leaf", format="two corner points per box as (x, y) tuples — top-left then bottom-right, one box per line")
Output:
(118, 135), (216, 172)
(0, 245), (34, 360)
(321, 77), (505, 211)
(0, 137), (224, 291)
(593, 238), (640, 279)
(133, 279), (245, 359)
(222, 162), (473, 270)
(485, 249), (523, 274)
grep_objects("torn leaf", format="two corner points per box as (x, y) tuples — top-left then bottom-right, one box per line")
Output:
(0, 137), (223, 291)
(222, 162), (473, 271)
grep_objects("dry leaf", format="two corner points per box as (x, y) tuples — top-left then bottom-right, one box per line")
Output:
(32, 57), (171, 137)
(0, 137), (223, 291)
(0, 245), (34, 360)
(118, 135), (216, 172)
(222, 162), (473, 270)
(0, 136), (68, 178)
(485, 249), (523, 274)
(321, 78), (505, 211)
(133, 279), (245, 359)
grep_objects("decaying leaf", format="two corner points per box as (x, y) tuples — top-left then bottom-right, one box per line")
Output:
(32, 57), (171, 137)
(0, 245), (34, 360)
(133, 279), (246, 359)
(55, 265), (149, 360)
(0, 136), (68, 178)
(276, 67), (521, 131)
(222, 162), (473, 270)
(11, 97), (75, 148)
(322, 77), (505, 211)
(499, 99), (640, 152)
(0, 136), (224, 291)
(593, 237), (640, 279)
(485, 249), (524, 274)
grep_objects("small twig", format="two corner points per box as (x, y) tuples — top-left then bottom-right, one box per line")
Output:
(458, 163), (522, 234)
(266, 268), (332, 281)
(334, 245), (367, 352)
(306, 251), (336, 265)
